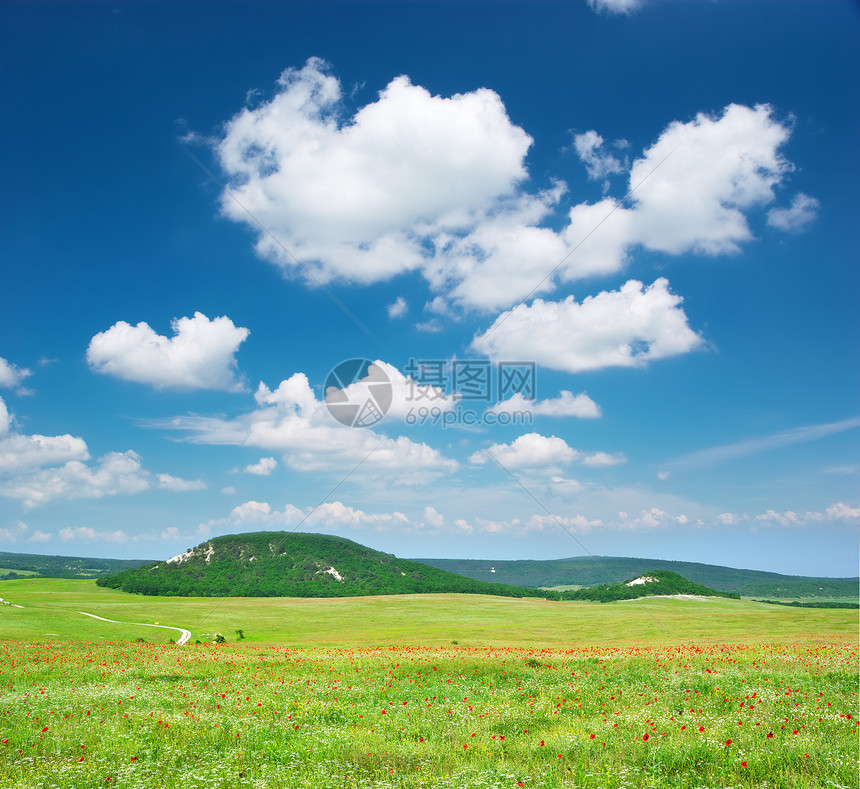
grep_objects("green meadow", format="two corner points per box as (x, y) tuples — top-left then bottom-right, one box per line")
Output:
(1, 578), (857, 648)
(1, 579), (857, 788)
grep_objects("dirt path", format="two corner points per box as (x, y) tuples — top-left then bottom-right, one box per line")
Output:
(77, 611), (191, 644)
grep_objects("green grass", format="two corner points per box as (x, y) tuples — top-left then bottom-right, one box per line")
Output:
(1, 579), (857, 648)
(0, 640), (856, 788)
(538, 585), (582, 593)
(0, 579), (857, 788)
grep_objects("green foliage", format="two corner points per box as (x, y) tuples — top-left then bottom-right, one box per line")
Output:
(754, 599), (859, 609)
(95, 532), (554, 600)
(414, 555), (859, 599)
(0, 550), (153, 580)
(561, 570), (740, 602)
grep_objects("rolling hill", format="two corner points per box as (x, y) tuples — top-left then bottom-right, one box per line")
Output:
(411, 555), (859, 599)
(0, 550), (154, 580)
(95, 532), (550, 598)
(561, 570), (739, 603)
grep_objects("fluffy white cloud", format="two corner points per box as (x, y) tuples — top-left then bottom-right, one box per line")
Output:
(157, 473), (207, 492)
(617, 508), (689, 529)
(244, 457), (277, 476)
(224, 499), (413, 532)
(573, 130), (626, 181)
(158, 367), (457, 476)
(0, 398), (89, 471)
(472, 278), (703, 373)
(767, 192), (819, 232)
(0, 357), (32, 390)
(332, 360), (456, 422)
(0, 451), (151, 507)
(87, 312), (249, 391)
(582, 451), (626, 467)
(587, 0), (642, 14)
(0, 433), (90, 472)
(423, 506), (445, 527)
(0, 400), (180, 506)
(59, 526), (129, 544)
(215, 61), (797, 313)
(387, 297), (408, 319)
(526, 513), (604, 532)
(471, 432), (579, 469)
(719, 503), (859, 527)
(487, 390), (601, 419)
(0, 396), (10, 436)
(217, 58), (531, 285)
(825, 502), (860, 521)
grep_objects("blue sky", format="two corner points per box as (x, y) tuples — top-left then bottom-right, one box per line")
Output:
(1, 0), (858, 576)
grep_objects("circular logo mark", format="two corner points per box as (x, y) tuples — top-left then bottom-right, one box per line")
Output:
(324, 358), (393, 428)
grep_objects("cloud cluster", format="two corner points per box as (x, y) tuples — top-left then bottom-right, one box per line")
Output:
(159, 364), (457, 477)
(1, 450), (151, 507)
(215, 64), (805, 316)
(0, 395), (204, 507)
(59, 526), (129, 544)
(87, 312), (249, 391)
(226, 499), (411, 532)
(721, 502), (860, 527)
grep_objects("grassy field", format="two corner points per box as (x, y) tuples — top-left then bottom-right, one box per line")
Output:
(0, 579), (857, 788)
(1, 579), (857, 648)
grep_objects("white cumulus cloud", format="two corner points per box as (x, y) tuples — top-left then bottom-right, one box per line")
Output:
(587, 0), (643, 14)
(155, 366), (457, 477)
(825, 502), (860, 521)
(87, 312), (249, 391)
(157, 473), (207, 492)
(487, 390), (601, 419)
(0, 451), (151, 508)
(0, 357), (32, 390)
(59, 526), (129, 544)
(471, 432), (579, 470)
(217, 57), (531, 286)
(573, 130), (626, 180)
(767, 192), (819, 232)
(387, 297), (408, 319)
(472, 278), (703, 373)
(244, 457), (277, 476)
(582, 451), (626, 467)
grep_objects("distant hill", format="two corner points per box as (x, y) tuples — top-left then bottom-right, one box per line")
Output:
(562, 570), (739, 603)
(412, 556), (859, 599)
(95, 532), (550, 598)
(0, 550), (153, 580)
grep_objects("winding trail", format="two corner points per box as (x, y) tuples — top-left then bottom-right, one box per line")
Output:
(77, 611), (191, 645)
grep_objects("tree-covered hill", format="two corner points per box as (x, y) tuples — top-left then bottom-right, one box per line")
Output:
(562, 570), (740, 603)
(0, 550), (153, 580)
(95, 532), (551, 598)
(412, 555), (858, 599)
